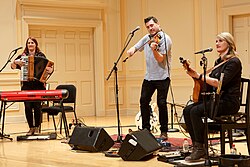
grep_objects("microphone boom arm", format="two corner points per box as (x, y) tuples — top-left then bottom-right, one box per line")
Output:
(195, 47), (213, 54)
(0, 49), (20, 72)
(123, 32), (159, 62)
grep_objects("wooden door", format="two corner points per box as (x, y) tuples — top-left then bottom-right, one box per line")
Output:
(29, 26), (96, 117)
(233, 15), (250, 78)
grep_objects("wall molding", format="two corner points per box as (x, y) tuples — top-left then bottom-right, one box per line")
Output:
(15, 1), (106, 117)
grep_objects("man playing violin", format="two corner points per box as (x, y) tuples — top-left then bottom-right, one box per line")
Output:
(127, 16), (172, 139)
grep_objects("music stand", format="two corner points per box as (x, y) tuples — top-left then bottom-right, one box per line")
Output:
(167, 83), (183, 132)
(167, 102), (179, 132)
(167, 101), (185, 132)
(106, 31), (137, 143)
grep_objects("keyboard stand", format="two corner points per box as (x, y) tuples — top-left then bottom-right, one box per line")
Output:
(0, 101), (13, 141)
(0, 90), (69, 140)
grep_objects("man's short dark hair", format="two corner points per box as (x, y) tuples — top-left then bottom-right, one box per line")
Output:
(144, 16), (158, 24)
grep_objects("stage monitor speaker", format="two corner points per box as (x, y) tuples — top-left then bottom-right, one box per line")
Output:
(118, 129), (162, 161)
(68, 126), (114, 152)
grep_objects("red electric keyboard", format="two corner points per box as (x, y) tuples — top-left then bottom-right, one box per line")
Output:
(0, 89), (68, 102)
(0, 89), (69, 140)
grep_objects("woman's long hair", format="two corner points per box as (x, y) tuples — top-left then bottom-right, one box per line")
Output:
(217, 32), (237, 59)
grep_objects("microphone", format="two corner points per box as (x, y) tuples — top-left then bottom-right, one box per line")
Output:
(12, 46), (23, 52)
(130, 26), (140, 34)
(194, 47), (213, 54)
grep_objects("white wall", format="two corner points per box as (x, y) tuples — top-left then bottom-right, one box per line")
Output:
(1, 0), (250, 120)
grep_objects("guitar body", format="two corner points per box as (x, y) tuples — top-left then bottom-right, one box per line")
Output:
(193, 79), (203, 102)
(180, 57), (203, 102)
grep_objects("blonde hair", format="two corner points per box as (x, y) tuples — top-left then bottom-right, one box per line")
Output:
(217, 32), (237, 58)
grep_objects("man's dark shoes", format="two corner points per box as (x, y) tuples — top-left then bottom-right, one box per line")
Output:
(160, 132), (168, 140)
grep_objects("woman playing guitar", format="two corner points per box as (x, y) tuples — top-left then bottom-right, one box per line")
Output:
(181, 32), (242, 162)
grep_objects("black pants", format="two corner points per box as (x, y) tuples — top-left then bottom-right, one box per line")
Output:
(22, 81), (45, 128)
(140, 78), (170, 133)
(24, 101), (42, 128)
(183, 98), (239, 144)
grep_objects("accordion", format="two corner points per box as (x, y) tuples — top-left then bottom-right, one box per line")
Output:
(20, 55), (54, 83)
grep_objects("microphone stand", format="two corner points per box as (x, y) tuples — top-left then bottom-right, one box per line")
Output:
(0, 49), (19, 140)
(106, 32), (136, 143)
(200, 53), (212, 166)
(0, 49), (19, 72)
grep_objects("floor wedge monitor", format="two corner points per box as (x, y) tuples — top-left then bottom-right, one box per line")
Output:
(118, 129), (162, 160)
(68, 126), (114, 152)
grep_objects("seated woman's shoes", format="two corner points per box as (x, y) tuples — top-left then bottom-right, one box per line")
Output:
(185, 149), (205, 162)
(185, 142), (205, 162)
(26, 128), (35, 136)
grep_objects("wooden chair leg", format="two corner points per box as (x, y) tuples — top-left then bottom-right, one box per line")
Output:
(58, 113), (63, 134)
(228, 129), (233, 148)
(246, 127), (250, 155)
(73, 111), (77, 124)
(39, 111), (42, 133)
(52, 116), (57, 132)
(221, 126), (226, 155)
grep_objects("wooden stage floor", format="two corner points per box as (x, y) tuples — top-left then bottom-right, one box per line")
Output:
(0, 116), (249, 167)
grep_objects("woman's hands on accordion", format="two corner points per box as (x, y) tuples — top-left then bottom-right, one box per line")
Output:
(15, 59), (25, 66)
(46, 66), (54, 74)
(11, 58), (24, 69)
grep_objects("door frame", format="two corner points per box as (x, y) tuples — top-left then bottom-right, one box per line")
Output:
(221, 3), (250, 32)
(20, 17), (105, 116)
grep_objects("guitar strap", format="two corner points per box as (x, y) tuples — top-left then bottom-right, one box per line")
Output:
(206, 56), (235, 75)
(210, 57), (234, 119)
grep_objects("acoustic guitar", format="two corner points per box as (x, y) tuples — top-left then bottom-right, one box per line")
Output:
(179, 57), (203, 102)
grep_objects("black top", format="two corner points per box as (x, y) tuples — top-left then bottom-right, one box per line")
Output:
(208, 56), (242, 104)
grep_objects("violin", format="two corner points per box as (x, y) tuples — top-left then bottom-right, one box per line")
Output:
(123, 32), (162, 62)
(149, 33), (162, 44)
(148, 33), (162, 51)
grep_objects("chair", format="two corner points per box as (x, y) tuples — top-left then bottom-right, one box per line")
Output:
(41, 84), (77, 135)
(41, 83), (51, 122)
(208, 77), (250, 155)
